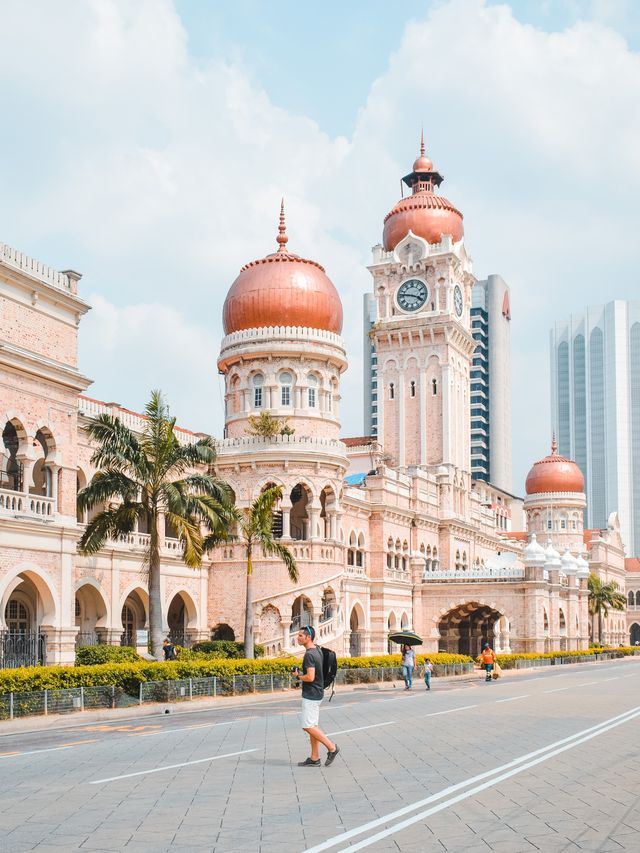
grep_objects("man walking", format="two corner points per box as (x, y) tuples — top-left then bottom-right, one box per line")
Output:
(295, 626), (340, 767)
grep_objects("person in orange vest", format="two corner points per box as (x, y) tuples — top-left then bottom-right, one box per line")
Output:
(481, 643), (496, 682)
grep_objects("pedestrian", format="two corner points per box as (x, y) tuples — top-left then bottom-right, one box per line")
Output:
(162, 638), (177, 661)
(401, 643), (415, 690)
(481, 643), (496, 682)
(424, 657), (433, 690)
(294, 625), (340, 767)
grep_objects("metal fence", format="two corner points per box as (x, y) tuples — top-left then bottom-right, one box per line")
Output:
(0, 632), (46, 669)
(0, 662), (474, 720)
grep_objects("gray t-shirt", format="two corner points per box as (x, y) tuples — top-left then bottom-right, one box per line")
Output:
(301, 646), (324, 701)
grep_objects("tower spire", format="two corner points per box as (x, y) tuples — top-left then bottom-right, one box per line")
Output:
(276, 199), (289, 253)
(420, 127), (425, 157)
(551, 432), (558, 454)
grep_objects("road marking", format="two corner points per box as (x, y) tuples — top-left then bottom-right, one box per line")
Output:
(383, 694), (420, 702)
(0, 745), (74, 760)
(496, 695), (529, 703)
(89, 748), (259, 784)
(576, 681), (599, 687)
(304, 705), (640, 853)
(0, 751), (19, 756)
(131, 720), (244, 737)
(601, 677), (620, 682)
(424, 704), (477, 718)
(327, 721), (395, 736)
(83, 724), (162, 733)
(544, 687), (570, 694)
(60, 739), (99, 747)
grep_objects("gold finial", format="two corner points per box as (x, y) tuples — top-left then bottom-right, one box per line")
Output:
(276, 198), (288, 253)
(551, 433), (558, 454)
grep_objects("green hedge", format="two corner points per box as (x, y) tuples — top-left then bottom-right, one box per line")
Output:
(188, 641), (265, 659)
(0, 651), (472, 695)
(75, 646), (140, 666)
(477, 647), (640, 669)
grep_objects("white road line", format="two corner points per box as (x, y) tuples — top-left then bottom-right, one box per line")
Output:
(383, 694), (420, 702)
(496, 695), (529, 703)
(424, 704), (477, 718)
(89, 748), (258, 784)
(576, 681), (599, 687)
(304, 705), (640, 853)
(336, 707), (640, 852)
(601, 677), (620, 682)
(136, 720), (243, 737)
(544, 687), (570, 694)
(327, 721), (395, 736)
(0, 745), (74, 760)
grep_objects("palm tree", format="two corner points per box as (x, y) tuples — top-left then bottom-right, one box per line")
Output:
(588, 573), (626, 645)
(77, 390), (235, 659)
(206, 486), (297, 659)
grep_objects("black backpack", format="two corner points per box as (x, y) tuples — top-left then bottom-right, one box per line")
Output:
(319, 646), (338, 701)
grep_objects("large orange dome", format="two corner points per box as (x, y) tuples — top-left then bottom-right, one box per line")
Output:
(222, 204), (343, 336)
(383, 193), (464, 250)
(383, 136), (464, 251)
(525, 438), (585, 495)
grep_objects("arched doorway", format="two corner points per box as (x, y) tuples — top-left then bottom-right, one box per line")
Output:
(0, 569), (54, 667)
(290, 595), (313, 634)
(166, 591), (198, 647)
(438, 602), (508, 656)
(630, 623), (640, 646)
(75, 582), (109, 647)
(211, 623), (235, 641)
(349, 604), (364, 657)
(289, 483), (312, 540)
(120, 589), (148, 648)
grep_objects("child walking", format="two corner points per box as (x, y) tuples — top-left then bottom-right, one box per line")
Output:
(424, 658), (433, 690)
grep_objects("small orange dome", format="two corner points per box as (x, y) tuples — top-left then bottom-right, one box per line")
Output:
(383, 192), (464, 250)
(525, 438), (585, 495)
(413, 153), (433, 172)
(223, 203), (343, 335)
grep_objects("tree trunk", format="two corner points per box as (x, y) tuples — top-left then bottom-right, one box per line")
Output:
(598, 608), (603, 646)
(149, 512), (164, 660)
(244, 547), (254, 659)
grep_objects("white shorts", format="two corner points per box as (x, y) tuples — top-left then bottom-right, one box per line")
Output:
(301, 697), (322, 728)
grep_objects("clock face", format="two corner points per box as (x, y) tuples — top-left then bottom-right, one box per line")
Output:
(397, 279), (428, 312)
(454, 285), (464, 317)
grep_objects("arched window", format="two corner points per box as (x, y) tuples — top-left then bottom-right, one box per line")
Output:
(410, 380), (416, 398)
(252, 374), (264, 409)
(389, 382), (395, 400)
(559, 609), (566, 630)
(629, 591), (634, 607)
(280, 372), (293, 406)
(5, 598), (30, 632)
(307, 374), (318, 408)
(543, 609), (549, 632)
(432, 378), (437, 396)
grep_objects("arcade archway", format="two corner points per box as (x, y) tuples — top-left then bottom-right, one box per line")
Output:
(438, 602), (509, 656)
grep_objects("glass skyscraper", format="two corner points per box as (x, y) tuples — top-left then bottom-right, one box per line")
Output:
(551, 300), (640, 556)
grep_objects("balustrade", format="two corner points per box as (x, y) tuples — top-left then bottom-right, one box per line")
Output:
(0, 488), (55, 519)
(423, 567), (525, 581)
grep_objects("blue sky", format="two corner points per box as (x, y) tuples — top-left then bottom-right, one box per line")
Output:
(1, 0), (639, 494)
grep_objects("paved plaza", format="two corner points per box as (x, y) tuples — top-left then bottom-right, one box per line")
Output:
(0, 659), (639, 852)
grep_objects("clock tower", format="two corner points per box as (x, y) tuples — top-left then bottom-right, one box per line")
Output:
(366, 137), (476, 473)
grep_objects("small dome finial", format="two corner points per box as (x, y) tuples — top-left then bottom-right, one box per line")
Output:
(420, 127), (425, 157)
(551, 433), (558, 454)
(276, 198), (288, 253)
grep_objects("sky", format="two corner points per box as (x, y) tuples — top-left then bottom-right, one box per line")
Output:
(1, 0), (639, 493)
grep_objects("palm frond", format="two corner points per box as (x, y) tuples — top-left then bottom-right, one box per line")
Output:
(165, 511), (203, 568)
(262, 539), (298, 582)
(77, 503), (141, 555)
(84, 414), (146, 475)
(77, 470), (139, 513)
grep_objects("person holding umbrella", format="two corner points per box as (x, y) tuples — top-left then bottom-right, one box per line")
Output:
(388, 629), (423, 691)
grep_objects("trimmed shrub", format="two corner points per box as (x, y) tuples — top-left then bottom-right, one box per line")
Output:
(339, 653), (472, 669)
(75, 646), (139, 666)
(191, 640), (264, 659)
(475, 647), (640, 669)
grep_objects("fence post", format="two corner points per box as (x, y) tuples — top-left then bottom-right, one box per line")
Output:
(80, 686), (84, 712)
(9, 692), (13, 720)
(270, 673), (274, 693)
(189, 678), (193, 701)
(139, 683), (143, 706)
(44, 689), (48, 716)
(232, 675), (236, 695)
(110, 685), (115, 709)
(213, 676), (217, 698)
(253, 674), (257, 693)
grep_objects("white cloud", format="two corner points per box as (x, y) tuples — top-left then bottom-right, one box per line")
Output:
(1, 0), (639, 492)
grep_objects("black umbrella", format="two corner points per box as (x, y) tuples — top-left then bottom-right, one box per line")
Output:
(388, 630), (423, 646)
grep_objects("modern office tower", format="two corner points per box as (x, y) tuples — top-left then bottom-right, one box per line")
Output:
(470, 275), (512, 491)
(551, 300), (640, 555)
(363, 292), (378, 436)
